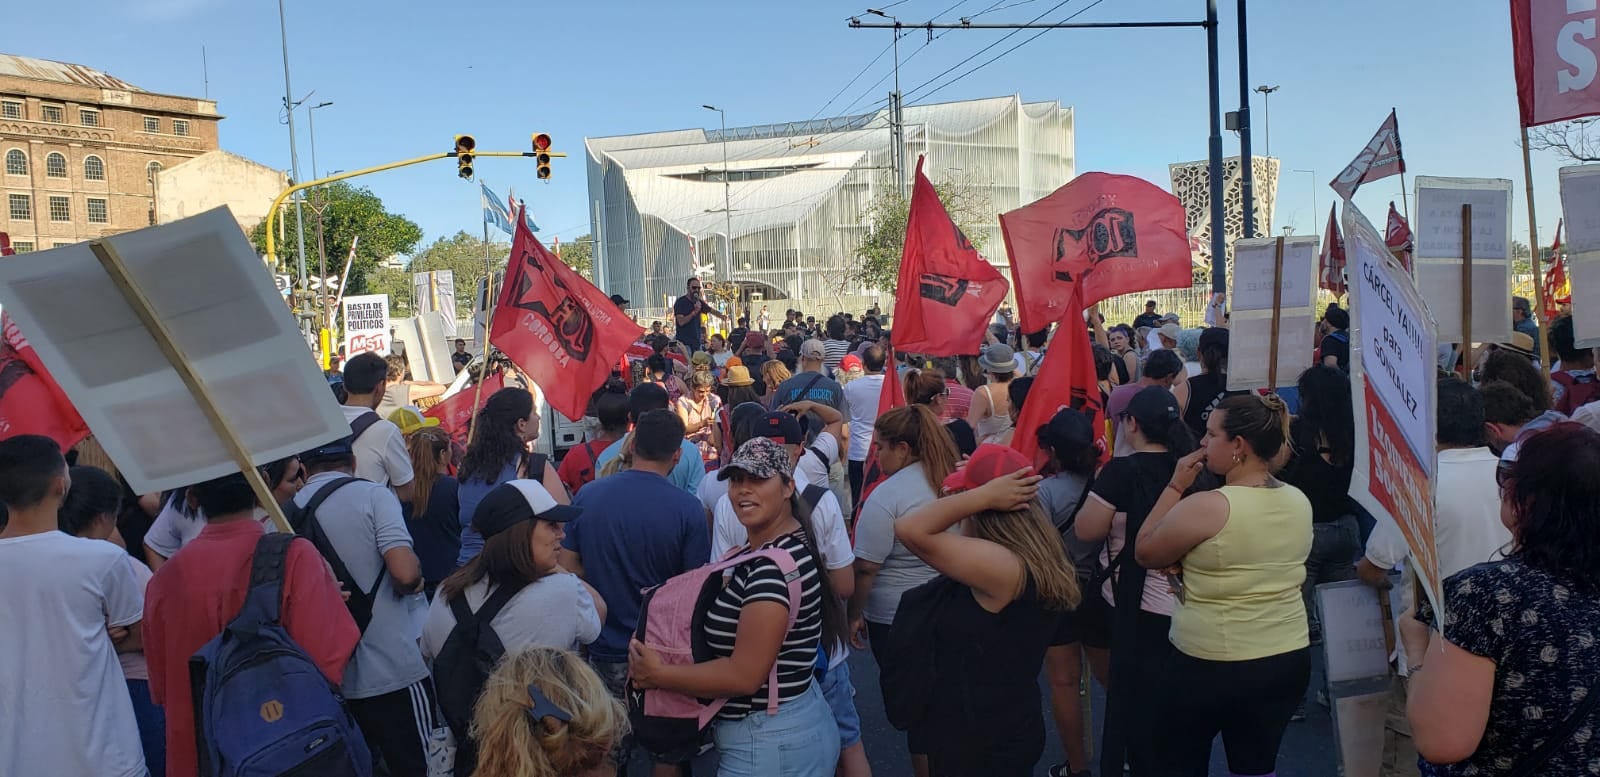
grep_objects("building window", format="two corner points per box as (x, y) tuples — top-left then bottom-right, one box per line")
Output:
(45, 153), (67, 178)
(4, 149), (24, 175)
(143, 116), (160, 133)
(48, 196), (69, 222)
(146, 161), (163, 182)
(87, 197), (108, 224)
(41, 105), (64, 123)
(79, 109), (99, 127)
(83, 155), (105, 181)
(1, 100), (21, 120)
(8, 194), (30, 220)
(173, 119), (190, 137)
(12, 241), (33, 253)
(53, 241), (71, 248)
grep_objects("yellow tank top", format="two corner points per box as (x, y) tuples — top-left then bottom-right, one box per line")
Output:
(1169, 483), (1313, 661)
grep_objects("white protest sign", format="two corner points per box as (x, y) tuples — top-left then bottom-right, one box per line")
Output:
(1227, 236), (1319, 391)
(1316, 579), (1408, 777)
(342, 294), (390, 356)
(1559, 165), (1600, 348)
(393, 311), (455, 384)
(0, 207), (349, 493)
(1346, 202), (1442, 619)
(412, 270), (458, 337)
(1413, 177), (1513, 345)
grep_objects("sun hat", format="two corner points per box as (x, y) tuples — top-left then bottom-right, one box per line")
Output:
(722, 365), (755, 387)
(1157, 323), (1182, 343)
(718, 437), (793, 481)
(473, 480), (582, 539)
(979, 343), (1017, 373)
(388, 406), (441, 436)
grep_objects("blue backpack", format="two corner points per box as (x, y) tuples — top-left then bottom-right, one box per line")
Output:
(188, 533), (372, 777)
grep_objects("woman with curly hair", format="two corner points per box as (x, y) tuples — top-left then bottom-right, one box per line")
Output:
(470, 647), (628, 777)
(455, 387), (570, 569)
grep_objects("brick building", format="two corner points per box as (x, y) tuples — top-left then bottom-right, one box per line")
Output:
(0, 53), (221, 252)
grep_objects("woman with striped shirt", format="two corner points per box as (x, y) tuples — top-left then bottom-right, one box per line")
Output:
(629, 437), (845, 777)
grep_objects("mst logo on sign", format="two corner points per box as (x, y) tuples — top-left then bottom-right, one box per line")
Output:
(1052, 207), (1138, 282)
(508, 245), (596, 362)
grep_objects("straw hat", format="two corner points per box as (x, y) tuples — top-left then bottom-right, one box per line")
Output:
(722, 365), (755, 387)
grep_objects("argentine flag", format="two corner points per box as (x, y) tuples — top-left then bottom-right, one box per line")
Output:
(508, 188), (541, 233)
(481, 183), (514, 236)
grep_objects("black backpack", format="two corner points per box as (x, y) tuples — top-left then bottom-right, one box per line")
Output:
(879, 574), (964, 732)
(433, 581), (529, 776)
(287, 477), (387, 633)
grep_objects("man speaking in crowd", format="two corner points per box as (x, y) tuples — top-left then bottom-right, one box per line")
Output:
(673, 277), (727, 353)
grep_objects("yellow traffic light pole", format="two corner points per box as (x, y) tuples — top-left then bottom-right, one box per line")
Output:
(263, 149), (566, 270)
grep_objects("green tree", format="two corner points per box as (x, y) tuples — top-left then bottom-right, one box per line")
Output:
(251, 182), (423, 296)
(1513, 239), (1533, 276)
(849, 178), (992, 293)
(556, 234), (594, 281)
(408, 231), (511, 319)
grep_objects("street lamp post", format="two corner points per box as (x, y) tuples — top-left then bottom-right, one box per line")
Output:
(1254, 85), (1280, 156)
(702, 105), (733, 279)
(308, 101), (333, 180)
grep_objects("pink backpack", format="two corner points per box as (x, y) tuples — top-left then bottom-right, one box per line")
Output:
(627, 546), (802, 761)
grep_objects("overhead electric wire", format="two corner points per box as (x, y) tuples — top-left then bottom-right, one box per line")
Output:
(905, 0), (1108, 105)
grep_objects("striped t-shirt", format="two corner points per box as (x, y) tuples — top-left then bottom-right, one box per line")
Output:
(823, 339), (852, 374)
(702, 531), (823, 719)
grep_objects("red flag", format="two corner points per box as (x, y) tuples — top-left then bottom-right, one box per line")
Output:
(0, 313), (90, 451)
(1512, 1), (1600, 127)
(1000, 173), (1193, 332)
(1010, 290), (1106, 467)
(490, 209), (643, 420)
(1544, 219), (1569, 320)
(1385, 203), (1414, 273)
(851, 350), (909, 525)
(1318, 204), (1347, 297)
(1330, 110), (1406, 201)
(893, 156), (1009, 355)
(423, 372), (507, 449)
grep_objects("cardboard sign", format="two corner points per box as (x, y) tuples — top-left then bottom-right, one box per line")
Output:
(342, 294), (390, 356)
(1317, 580), (1408, 777)
(1559, 165), (1600, 348)
(1346, 202), (1441, 619)
(0, 207), (349, 493)
(1227, 236), (1319, 391)
(1413, 177), (1513, 345)
(412, 270), (458, 338)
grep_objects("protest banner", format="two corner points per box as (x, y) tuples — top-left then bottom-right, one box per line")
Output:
(425, 371), (507, 449)
(1345, 202), (1441, 618)
(0, 207), (349, 528)
(1511, 0), (1600, 127)
(1413, 177), (1513, 346)
(1317, 579), (1407, 777)
(412, 270), (458, 338)
(1559, 165), (1600, 347)
(342, 294), (391, 356)
(893, 156), (1009, 355)
(1227, 236), (1318, 392)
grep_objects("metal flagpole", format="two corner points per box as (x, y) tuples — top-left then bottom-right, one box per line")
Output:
(467, 193), (501, 446)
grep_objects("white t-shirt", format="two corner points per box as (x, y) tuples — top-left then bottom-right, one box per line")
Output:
(421, 573), (601, 661)
(341, 404), (416, 488)
(711, 470), (854, 667)
(143, 501), (278, 560)
(0, 531), (147, 777)
(696, 473), (729, 517)
(118, 557), (154, 682)
(842, 373), (885, 462)
(797, 431), (839, 488)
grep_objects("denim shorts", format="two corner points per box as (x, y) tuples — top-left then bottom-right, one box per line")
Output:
(713, 681), (840, 777)
(819, 658), (862, 748)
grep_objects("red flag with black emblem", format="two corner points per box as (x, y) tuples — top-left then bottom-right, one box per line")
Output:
(0, 313), (90, 450)
(424, 372), (507, 450)
(490, 210), (643, 420)
(1000, 173), (1193, 331)
(1319, 204), (1347, 296)
(1010, 290), (1106, 467)
(893, 156), (1009, 355)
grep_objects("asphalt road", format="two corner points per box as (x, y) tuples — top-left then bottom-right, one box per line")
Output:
(631, 648), (1341, 776)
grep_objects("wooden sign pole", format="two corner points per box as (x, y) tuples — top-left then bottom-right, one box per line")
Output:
(1522, 126), (1552, 377)
(1268, 236), (1286, 391)
(467, 267), (500, 447)
(1461, 204), (1474, 380)
(88, 239), (293, 533)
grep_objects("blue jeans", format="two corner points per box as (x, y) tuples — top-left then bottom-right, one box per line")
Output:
(819, 658), (862, 748)
(126, 679), (165, 777)
(712, 681), (839, 777)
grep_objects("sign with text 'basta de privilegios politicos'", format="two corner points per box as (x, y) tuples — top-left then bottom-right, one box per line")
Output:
(1345, 201), (1441, 620)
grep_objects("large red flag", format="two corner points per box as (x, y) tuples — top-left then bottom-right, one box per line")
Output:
(1010, 290), (1106, 467)
(1512, 1), (1600, 127)
(1544, 219), (1569, 320)
(0, 313), (90, 450)
(1318, 204), (1347, 297)
(894, 156), (1009, 355)
(850, 349), (909, 525)
(1330, 110), (1406, 200)
(424, 372), (507, 449)
(490, 210), (643, 421)
(1000, 173), (1193, 332)
(1385, 202), (1414, 273)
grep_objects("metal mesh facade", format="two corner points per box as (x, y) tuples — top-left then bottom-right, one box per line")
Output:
(585, 95), (1074, 310)
(1168, 155), (1281, 272)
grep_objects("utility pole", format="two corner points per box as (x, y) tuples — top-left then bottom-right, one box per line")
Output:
(867, 9), (906, 198)
(1254, 85), (1278, 156)
(848, 8), (1223, 292)
(703, 105), (734, 275)
(1235, 0), (1256, 243)
(277, 0), (311, 328)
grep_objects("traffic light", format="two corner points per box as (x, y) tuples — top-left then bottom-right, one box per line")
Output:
(455, 135), (476, 180)
(533, 133), (552, 180)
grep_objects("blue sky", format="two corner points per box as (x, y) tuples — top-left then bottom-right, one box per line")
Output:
(7, 0), (1571, 255)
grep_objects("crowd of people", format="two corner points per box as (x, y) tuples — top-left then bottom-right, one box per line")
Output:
(5, 279), (1600, 777)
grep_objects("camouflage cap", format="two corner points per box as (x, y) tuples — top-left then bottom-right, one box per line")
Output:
(718, 436), (793, 482)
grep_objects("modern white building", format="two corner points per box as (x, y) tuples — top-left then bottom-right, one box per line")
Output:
(585, 95), (1074, 311)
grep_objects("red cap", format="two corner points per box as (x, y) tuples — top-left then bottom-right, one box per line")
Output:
(942, 443), (1034, 492)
